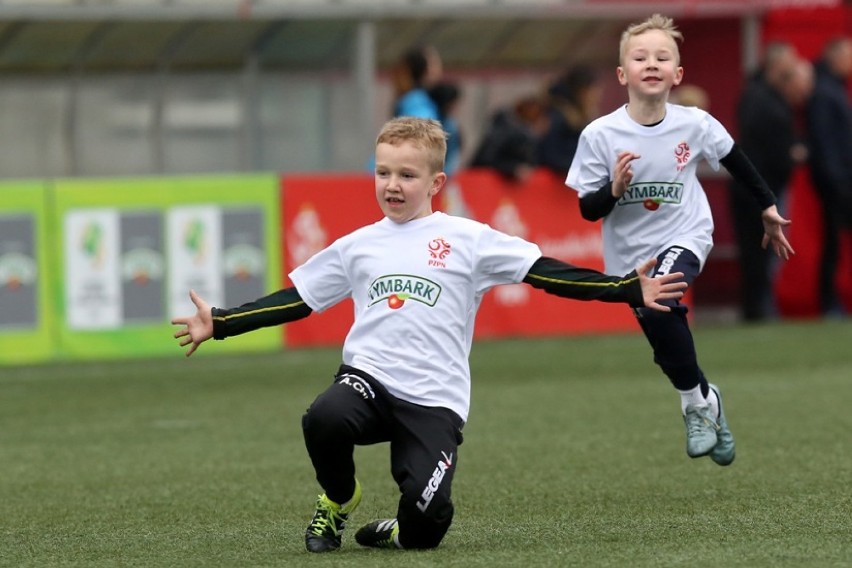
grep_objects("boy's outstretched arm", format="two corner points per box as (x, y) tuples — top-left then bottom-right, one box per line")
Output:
(522, 257), (687, 312)
(720, 143), (795, 259)
(171, 287), (312, 357)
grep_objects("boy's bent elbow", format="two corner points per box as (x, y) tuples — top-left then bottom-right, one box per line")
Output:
(579, 204), (601, 222)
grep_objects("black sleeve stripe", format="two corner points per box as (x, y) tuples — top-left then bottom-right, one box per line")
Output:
(524, 272), (639, 289)
(522, 256), (644, 306)
(212, 300), (308, 322)
(211, 287), (312, 339)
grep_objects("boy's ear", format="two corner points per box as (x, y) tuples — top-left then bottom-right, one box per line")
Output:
(430, 172), (448, 196)
(673, 66), (684, 86)
(616, 66), (627, 86)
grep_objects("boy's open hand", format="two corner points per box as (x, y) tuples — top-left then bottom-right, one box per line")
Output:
(171, 289), (213, 357)
(635, 258), (687, 312)
(761, 205), (795, 260)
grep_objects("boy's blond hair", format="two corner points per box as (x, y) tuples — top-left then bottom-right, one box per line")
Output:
(619, 13), (683, 65)
(376, 117), (447, 173)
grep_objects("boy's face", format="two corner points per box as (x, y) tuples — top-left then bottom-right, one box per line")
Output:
(374, 140), (446, 224)
(618, 30), (683, 101)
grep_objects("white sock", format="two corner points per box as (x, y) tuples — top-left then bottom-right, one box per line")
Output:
(705, 386), (720, 419)
(678, 385), (708, 415)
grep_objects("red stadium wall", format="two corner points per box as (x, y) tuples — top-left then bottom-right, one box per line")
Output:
(278, 174), (375, 347)
(675, 17), (742, 131)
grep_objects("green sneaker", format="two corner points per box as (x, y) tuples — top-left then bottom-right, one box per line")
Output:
(709, 384), (735, 466)
(684, 404), (718, 458)
(354, 519), (402, 549)
(304, 480), (362, 553)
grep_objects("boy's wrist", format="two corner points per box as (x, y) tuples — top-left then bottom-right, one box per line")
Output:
(211, 307), (227, 340)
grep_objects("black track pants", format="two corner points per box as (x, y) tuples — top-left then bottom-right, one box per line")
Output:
(302, 365), (464, 549)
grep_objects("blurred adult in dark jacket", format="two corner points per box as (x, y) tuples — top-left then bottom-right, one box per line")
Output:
(730, 42), (806, 321)
(471, 95), (549, 183)
(536, 65), (602, 179)
(806, 36), (852, 316)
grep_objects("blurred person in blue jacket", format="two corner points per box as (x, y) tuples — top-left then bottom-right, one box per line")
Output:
(392, 45), (442, 120)
(369, 45), (452, 173)
(806, 36), (852, 317)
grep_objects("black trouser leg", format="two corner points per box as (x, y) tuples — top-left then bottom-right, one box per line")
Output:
(634, 246), (708, 396)
(389, 401), (464, 549)
(303, 365), (464, 549)
(302, 370), (386, 504)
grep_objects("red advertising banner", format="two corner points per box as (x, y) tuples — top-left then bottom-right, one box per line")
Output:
(279, 174), (376, 347)
(280, 169), (638, 348)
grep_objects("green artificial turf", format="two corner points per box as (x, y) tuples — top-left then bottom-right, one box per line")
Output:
(1, 320), (850, 567)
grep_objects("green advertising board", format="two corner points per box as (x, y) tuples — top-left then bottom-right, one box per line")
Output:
(0, 182), (55, 364)
(51, 174), (282, 360)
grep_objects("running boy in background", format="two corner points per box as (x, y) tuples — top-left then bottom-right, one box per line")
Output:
(172, 117), (688, 553)
(566, 14), (794, 466)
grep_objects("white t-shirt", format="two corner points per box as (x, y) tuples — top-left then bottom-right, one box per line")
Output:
(566, 103), (734, 275)
(289, 211), (541, 422)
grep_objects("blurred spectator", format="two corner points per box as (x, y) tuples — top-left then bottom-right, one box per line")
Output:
(536, 65), (602, 178)
(426, 80), (470, 215)
(369, 45), (445, 171)
(428, 81), (464, 176)
(391, 45), (443, 120)
(781, 58), (815, 113)
(729, 41), (805, 322)
(471, 95), (549, 183)
(669, 84), (710, 110)
(806, 36), (852, 317)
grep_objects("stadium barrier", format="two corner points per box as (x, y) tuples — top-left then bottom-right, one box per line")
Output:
(0, 169), (635, 364)
(0, 175), (282, 364)
(2, 166), (844, 365)
(0, 182), (55, 363)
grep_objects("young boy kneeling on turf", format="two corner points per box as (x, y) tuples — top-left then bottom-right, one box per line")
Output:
(171, 117), (687, 552)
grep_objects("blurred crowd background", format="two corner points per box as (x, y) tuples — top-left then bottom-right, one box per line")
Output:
(0, 0), (850, 325)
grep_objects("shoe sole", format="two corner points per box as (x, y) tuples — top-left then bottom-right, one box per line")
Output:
(305, 536), (341, 553)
